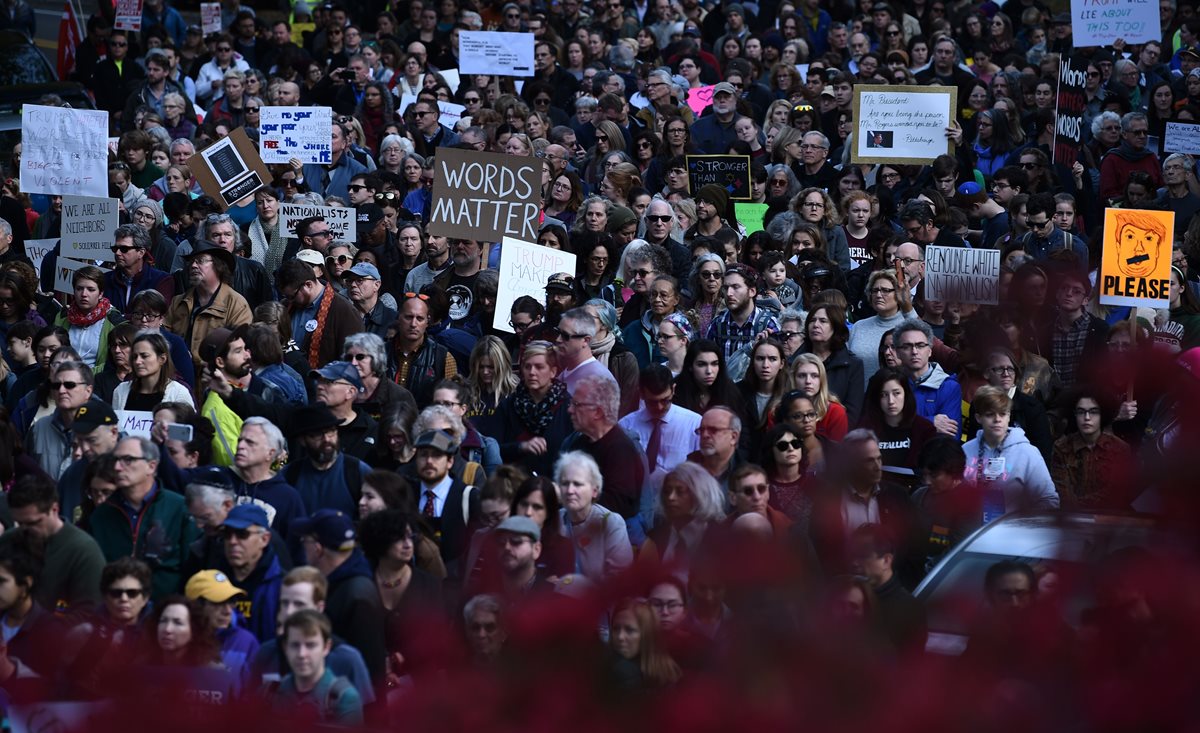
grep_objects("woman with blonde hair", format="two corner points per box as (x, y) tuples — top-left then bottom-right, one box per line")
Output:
(503, 132), (534, 157)
(763, 99), (792, 129)
(467, 335), (519, 419)
(791, 352), (848, 440)
(600, 163), (642, 208)
(608, 598), (682, 689)
(771, 125), (804, 166)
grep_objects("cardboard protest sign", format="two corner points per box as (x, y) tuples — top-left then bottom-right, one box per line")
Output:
(438, 101), (466, 130)
(1070, 0), (1159, 48)
(53, 257), (97, 295)
(493, 237), (576, 334)
(200, 2), (222, 35)
(259, 107), (332, 165)
(1164, 122), (1200, 155)
(734, 203), (769, 235)
(686, 85), (715, 117)
(117, 411), (155, 438)
(1053, 56), (1088, 165)
(852, 85), (957, 165)
(278, 203), (355, 242)
(1099, 208), (1174, 308)
(686, 155), (751, 201)
(61, 196), (118, 263)
(427, 147), (543, 242)
(114, 0), (143, 31)
(459, 31), (534, 76)
(24, 238), (56, 274)
(188, 128), (272, 210)
(20, 105), (109, 198)
(924, 245), (1001, 305)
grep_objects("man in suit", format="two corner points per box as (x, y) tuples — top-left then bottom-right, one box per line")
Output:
(413, 429), (479, 575)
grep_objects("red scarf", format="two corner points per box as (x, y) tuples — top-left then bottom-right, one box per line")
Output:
(307, 287), (336, 369)
(67, 297), (113, 327)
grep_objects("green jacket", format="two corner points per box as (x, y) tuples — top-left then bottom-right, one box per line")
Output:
(53, 310), (125, 372)
(89, 483), (200, 601)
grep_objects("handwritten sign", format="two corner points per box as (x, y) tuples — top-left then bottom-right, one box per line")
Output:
(53, 257), (96, 295)
(428, 147), (543, 242)
(686, 85), (715, 117)
(117, 410), (155, 438)
(1054, 56), (1088, 165)
(1071, 0), (1160, 48)
(61, 196), (118, 263)
(438, 101), (466, 131)
(1164, 122), (1200, 155)
(259, 106), (332, 165)
(852, 85), (957, 165)
(20, 105), (109, 198)
(24, 238), (56, 273)
(493, 237), (576, 333)
(459, 31), (534, 76)
(1099, 208), (1174, 308)
(924, 245), (1001, 305)
(735, 202), (769, 234)
(686, 155), (751, 201)
(114, 0), (143, 31)
(278, 203), (355, 242)
(200, 2), (222, 35)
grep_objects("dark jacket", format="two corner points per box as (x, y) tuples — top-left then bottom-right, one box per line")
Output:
(795, 345), (865, 425)
(324, 550), (387, 683)
(389, 335), (453, 408)
(90, 57), (146, 115)
(874, 576), (928, 653)
(416, 475), (479, 574)
(298, 288), (364, 371)
(495, 387), (574, 477)
(338, 408), (379, 462)
(89, 484), (200, 600)
(103, 265), (175, 313)
(120, 78), (195, 133)
(561, 426), (646, 519)
(219, 546), (285, 644)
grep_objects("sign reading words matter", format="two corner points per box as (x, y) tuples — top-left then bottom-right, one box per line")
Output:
(924, 245), (1001, 305)
(1054, 56), (1088, 165)
(61, 196), (119, 263)
(1070, 0), (1159, 48)
(459, 31), (534, 76)
(427, 147), (543, 242)
(20, 105), (109, 198)
(278, 203), (355, 242)
(852, 85), (957, 164)
(1099, 207), (1175, 308)
(259, 107), (332, 164)
(493, 237), (576, 334)
(687, 155), (752, 200)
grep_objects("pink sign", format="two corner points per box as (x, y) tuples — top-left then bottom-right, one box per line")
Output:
(686, 85), (715, 117)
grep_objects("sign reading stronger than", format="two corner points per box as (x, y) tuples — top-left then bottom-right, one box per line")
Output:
(427, 148), (543, 242)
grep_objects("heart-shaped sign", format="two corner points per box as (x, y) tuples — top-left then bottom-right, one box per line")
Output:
(687, 85), (715, 117)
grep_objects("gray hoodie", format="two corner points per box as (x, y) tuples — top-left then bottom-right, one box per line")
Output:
(961, 425), (1059, 513)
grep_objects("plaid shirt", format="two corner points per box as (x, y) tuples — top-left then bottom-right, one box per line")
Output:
(1051, 312), (1090, 386)
(705, 306), (779, 361)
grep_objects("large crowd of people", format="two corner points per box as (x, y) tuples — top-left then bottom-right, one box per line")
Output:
(0, 0), (1199, 727)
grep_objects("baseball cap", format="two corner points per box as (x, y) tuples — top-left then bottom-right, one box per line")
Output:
(495, 515), (541, 542)
(222, 503), (270, 530)
(310, 360), (365, 392)
(296, 249), (324, 267)
(292, 509), (357, 551)
(344, 262), (381, 280)
(545, 272), (574, 293)
(73, 400), (118, 433)
(414, 429), (459, 455)
(185, 570), (246, 603)
(713, 81), (737, 97)
(356, 203), (386, 236)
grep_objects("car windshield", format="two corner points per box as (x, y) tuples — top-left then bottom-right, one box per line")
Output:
(0, 43), (54, 86)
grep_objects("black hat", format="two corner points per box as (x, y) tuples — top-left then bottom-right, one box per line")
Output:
(289, 404), (343, 438)
(73, 400), (118, 433)
(183, 240), (237, 273)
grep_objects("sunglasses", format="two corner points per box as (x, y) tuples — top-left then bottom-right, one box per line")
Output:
(106, 588), (144, 599)
(110, 245), (141, 254)
(50, 380), (82, 390)
(327, 254), (352, 265)
(646, 214), (672, 223)
(404, 291), (430, 301)
(221, 527), (261, 541)
(699, 270), (723, 280)
(775, 439), (802, 451)
(375, 191), (399, 201)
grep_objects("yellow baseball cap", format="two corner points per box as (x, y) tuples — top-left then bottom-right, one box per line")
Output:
(185, 570), (246, 603)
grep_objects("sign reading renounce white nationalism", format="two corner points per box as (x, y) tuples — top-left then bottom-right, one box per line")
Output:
(278, 203), (355, 242)
(61, 196), (119, 263)
(427, 147), (543, 242)
(852, 85), (957, 165)
(459, 31), (535, 76)
(259, 107), (333, 165)
(924, 245), (1001, 305)
(493, 237), (576, 334)
(1070, 0), (1159, 48)
(20, 105), (109, 198)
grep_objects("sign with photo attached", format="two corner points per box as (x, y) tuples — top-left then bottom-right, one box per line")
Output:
(188, 128), (273, 210)
(852, 85), (957, 165)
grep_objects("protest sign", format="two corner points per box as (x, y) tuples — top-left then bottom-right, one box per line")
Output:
(20, 105), (109, 198)
(189, 128), (272, 209)
(259, 106), (332, 165)
(686, 85), (715, 117)
(427, 147), (543, 242)
(61, 196), (118, 263)
(924, 245), (1001, 305)
(1164, 122), (1200, 155)
(686, 155), (752, 200)
(493, 237), (576, 333)
(201, 2), (222, 34)
(114, 0), (143, 31)
(1053, 56), (1088, 165)
(735, 202), (769, 235)
(1070, 0), (1159, 48)
(278, 203), (355, 242)
(117, 411), (155, 438)
(441, 68), (462, 94)
(53, 257), (96, 295)
(459, 31), (534, 76)
(1099, 208), (1174, 308)
(852, 85), (957, 164)
(24, 238), (56, 273)
(438, 101), (466, 130)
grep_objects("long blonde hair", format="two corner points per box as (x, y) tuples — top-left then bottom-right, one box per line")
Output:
(468, 336), (519, 409)
(612, 599), (681, 687)
(792, 352), (840, 419)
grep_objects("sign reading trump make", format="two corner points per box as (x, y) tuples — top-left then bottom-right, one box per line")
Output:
(427, 148), (543, 242)
(1099, 207), (1175, 308)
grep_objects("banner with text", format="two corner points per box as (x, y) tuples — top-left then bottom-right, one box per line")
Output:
(1164, 122), (1200, 155)
(24, 238), (56, 273)
(493, 237), (576, 334)
(114, 0), (143, 31)
(1070, 0), (1159, 48)
(686, 155), (752, 201)
(278, 203), (355, 242)
(852, 85), (957, 165)
(117, 410), (155, 438)
(53, 257), (97, 295)
(259, 106), (332, 165)
(200, 2), (222, 34)
(61, 196), (118, 263)
(1053, 56), (1088, 165)
(1099, 207), (1174, 308)
(427, 147), (543, 242)
(459, 31), (534, 76)
(924, 245), (1001, 305)
(20, 105), (109, 198)
(734, 202), (769, 234)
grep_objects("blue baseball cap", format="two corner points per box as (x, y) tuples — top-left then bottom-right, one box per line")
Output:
(292, 509), (357, 551)
(310, 360), (364, 392)
(344, 262), (381, 280)
(222, 503), (270, 530)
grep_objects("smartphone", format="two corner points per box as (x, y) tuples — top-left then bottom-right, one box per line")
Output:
(166, 423), (194, 443)
(338, 69), (356, 81)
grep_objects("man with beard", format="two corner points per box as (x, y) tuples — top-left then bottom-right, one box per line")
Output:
(686, 406), (745, 490)
(683, 185), (737, 244)
(276, 259), (364, 370)
(641, 199), (692, 280)
(705, 264), (779, 361)
(404, 234), (452, 293)
(413, 429), (479, 573)
(490, 516), (554, 600)
(433, 238), (483, 327)
(166, 241), (252, 374)
(199, 213), (274, 310)
(286, 404), (373, 517)
(202, 326), (288, 406)
(544, 273), (577, 327)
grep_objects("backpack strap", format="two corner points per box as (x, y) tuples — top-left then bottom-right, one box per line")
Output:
(322, 676), (353, 715)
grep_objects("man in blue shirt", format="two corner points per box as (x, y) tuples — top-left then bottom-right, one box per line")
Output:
(272, 609), (364, 725)
(690, 82), (743, 154)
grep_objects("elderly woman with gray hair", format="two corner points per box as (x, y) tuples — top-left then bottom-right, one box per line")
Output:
(343, 331), (416, 422)
(638, 461), (726, 573)
(555, 450), (634, 582)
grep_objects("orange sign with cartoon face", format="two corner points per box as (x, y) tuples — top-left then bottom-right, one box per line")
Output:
(1099, 208), (1175, 308)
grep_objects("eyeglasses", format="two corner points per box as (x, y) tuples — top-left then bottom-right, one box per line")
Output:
(509, 319), (533, 331)
(628, 268), (655, 278)
(646, 215), (672, 223)
(1074, 407), (1102, 417)
(695, 426), (733, 436)
(803, 201), (824, 208)
(989, 365), (1016, 374)
(787, 411), (818, 422)
(113, 454), (148, 465)
(775, 438), (802, 451)
(1127, 129), (1149, 136)
(778, 330), (801, 341)
(637, 141), (653, 149)
(343, 353), (371, 362)
(699, 270), (723, 280)
(327, 254), (352, 265)
(50, 380), (83, 390)
(216, 46), (232, 52)
(376, 191), (399, 202)
(892, 256), (922, 266)
(280, 177), (298, 186)
(127, 311), (162, 322)
(414, 110), (434, 117)
(347, 184), (367, 192)
(106, 587), (144, 599)
(246, 106), (261, 112)
(897, 342), (930, 351)
(868, 287), (896, 295)
(308, 229), (332, 238)
(555, 329), (589, 341)
(110, 40), (128, 47)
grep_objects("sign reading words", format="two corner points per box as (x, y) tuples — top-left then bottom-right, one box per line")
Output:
(852, 85), (957, 164)
(61, 196), (119, 262)
(428, 147), (543, 242)
(1099, 208), (1175, 308)
(493, 237), (576, 334)
(259, 107), (333, 164)
(1054, 56), (1088, 165)
(924, 245), (1002, 305)
(459, 31), (534, 76)
(20, 105), (109, 198)
(687, 155), (752, 200)
(117, 411), (155, 438)
(278, 203), (355, 242)
(1164, 122), (1200, 155)
(1070, 0), (1160, 48)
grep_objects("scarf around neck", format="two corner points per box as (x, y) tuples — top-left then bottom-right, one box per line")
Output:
(68, 297), (113, 327)
(590, 329), (616, 366)
(512, 378), (569, 435)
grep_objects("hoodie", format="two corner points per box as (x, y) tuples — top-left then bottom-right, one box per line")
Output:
(1099, 142), (1165, 200)
(911, 362), (962, 437)
(962, 425), (1059, 515)
(324, 550), (387, 684)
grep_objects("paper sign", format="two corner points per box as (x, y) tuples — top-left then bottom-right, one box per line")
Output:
(687, 155), (751, 201)
(1099, 208), (1174, 308)
(441, 69), (461, 94)
(61, 196), (118, 263)
(1070, 0), (1160, 48)
(735, 202), (769, 235)
(201, 2), (222, 35)
(459, 31), (535, 76)
(397, 92), (418, 115)
(20, 104), (109, 198)
(24, 238), (56, 273)
(259, 106), (332, 165)
(427, 147), (544, 242)
(114, 0), (143, 31)
(117, 410), (155, 438)
(852, 85), (958, 165)
(686, 85), (715, 117)
(1164, 122), (1200, 155)
(188, 128), (272, 209)
(438, 101), (466, 130)
(278, 203), (355, 242)
(924, 245), (1001, 305)
(1053, 56), (1088, 165)
(291, 22), (314, 46)
(53, 257), (95, 295)
(492, 237), (576, 334)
